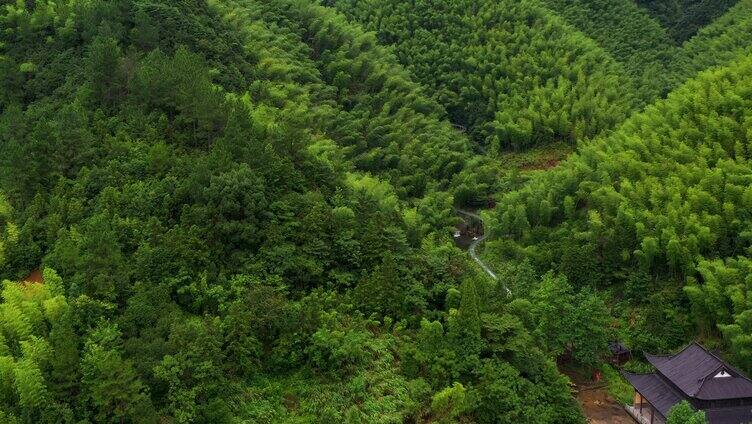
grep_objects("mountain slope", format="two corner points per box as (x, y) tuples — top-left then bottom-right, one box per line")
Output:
(0, 0), (585, 422)
(667, 0), (752, 88)
(636, 0), (740, 42)
(326, 0), (639, 150)
(539, 0), (675, 100)
(491, 52), (752, 356)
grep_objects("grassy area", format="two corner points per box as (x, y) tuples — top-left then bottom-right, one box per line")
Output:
(602, 365), (634, 405)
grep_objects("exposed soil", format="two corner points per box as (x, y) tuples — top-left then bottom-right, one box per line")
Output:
(23, 268), (43, 284)
(577, 386), (634, 424)
(561, 365), (635, 424)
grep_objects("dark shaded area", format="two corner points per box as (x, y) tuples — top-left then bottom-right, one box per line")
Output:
(23, 268), (43, 284)
(636, 0), (739, 42)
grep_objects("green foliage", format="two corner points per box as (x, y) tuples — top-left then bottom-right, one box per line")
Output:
(430, 382), (468, 423)
(666, 400), (707, 424)
(601, 364), (634, 405)
(0, 193), (17, 270)
(493, 50), (752, 364)
(154, 318), (228, 423)
(667, 0), (752, 88)
(470, 360), (582, 423)
(539, 0), (675, 101)
(81, 323), (156, 423)
(0, 271), (79, 420)
(530, 273), (611, 367)
(213, 0), (471, 197)
(327, 0), (639, 150)
(0, 0), (589, 421)
(5, 0), (750, 422)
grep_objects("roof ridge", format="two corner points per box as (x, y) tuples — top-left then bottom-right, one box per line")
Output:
(696, 343), (752, 385)
(693, 363), (733, 397)
(645, 341), (698, 360)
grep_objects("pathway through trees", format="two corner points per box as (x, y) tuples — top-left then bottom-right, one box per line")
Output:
(455, 209), (510, 295)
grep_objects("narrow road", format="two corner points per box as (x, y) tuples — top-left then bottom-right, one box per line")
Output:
(456, 209), (510, 295)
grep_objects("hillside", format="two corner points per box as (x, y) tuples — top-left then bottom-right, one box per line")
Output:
(490, 52), (752, 360)
(326, 0), (639, 151)
(2, 0), (752, 423)
(539, 0), (675, 101)
(667, 0), (752, 89)
(636, 0), (739, 42)
(0, 0), (582, 422)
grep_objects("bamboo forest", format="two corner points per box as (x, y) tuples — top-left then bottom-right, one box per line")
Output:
(2, 0), (752, 423)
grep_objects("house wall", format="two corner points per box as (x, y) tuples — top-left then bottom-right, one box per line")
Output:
(695, 397), (752, 410)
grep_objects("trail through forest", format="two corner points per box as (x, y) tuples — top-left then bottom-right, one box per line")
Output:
(3, 0), (751, 421)
(456, 209), (510, 295)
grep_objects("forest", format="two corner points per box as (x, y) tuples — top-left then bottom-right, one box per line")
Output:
(0, 0), (751, 423)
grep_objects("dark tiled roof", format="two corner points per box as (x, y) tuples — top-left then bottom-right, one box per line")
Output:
(646, 342), (752, 400)
(706, 406), (752, 424)
(624, 372), (683, 418)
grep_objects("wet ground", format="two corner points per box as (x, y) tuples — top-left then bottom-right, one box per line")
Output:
(453, 221), (476, 250)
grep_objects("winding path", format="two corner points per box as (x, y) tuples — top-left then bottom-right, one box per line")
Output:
(456, 209), (510, 295)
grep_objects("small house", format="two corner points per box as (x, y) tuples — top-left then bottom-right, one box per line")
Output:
(609, 341), (631, 366)
(624, 342), (752, 424)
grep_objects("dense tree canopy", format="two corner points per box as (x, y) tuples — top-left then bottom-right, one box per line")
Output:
(327, 0), (639, 150)
(0, 0), (590, 422)
(2, 0), (752, 422)
(667, 0), (752, 88)
(490, 53), (752, 358)
(539, 0), (675, 101)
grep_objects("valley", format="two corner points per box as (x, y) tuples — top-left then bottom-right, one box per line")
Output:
(0, 0), (751, 423)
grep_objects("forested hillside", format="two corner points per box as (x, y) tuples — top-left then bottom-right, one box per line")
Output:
(539, 0), (675, 100)
(490, 53), (752, 364)
(667, 0), (752, 88)
(2, 0), (752, 423)
(326, 0), (639, 151)
(0, 0), (583, 422)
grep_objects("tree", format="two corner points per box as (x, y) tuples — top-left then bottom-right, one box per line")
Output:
(530, 272), (575, 357)
(80, 323), (156, 423)
(0, 192), (18, 270)
(154, 317), (230, 424)
(448, 278), (483, 356)
(570, 289), (611, 368)
(471, 361), (524, 424)
(667, 400), (707, 424)
(352, 253), (424, 320)
(530, 273), (610, 367)
(430, 382), (468, 423)
(86, 37), (123, 108)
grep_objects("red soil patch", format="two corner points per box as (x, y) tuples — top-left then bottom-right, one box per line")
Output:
(23, 268), (43, 284)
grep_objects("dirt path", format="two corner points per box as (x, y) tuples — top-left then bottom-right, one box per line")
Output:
(577, 386), (634, 424)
